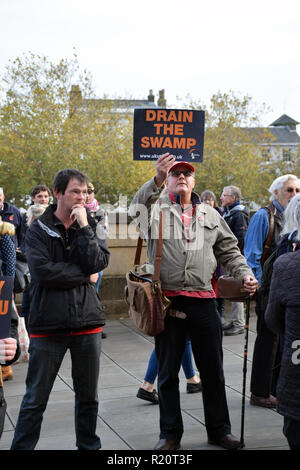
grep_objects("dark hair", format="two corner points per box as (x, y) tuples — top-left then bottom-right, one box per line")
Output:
(200, 190), (217, 208)
(53, 169), (89, 195)
(31, 184), (51, 199)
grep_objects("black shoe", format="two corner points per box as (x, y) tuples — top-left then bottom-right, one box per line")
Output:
(208, 433), (242, 450)
(136, 387), (159, 404)
(154, 438), (181, 450)
(186, 382), (202, 393)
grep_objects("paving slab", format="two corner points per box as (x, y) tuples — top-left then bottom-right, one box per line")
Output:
(0, 315), (289, 453)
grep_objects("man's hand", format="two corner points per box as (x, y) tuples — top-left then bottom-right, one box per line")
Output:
(90, 273), (99, 284)
(154, 153), (175, 188)
(243, 275), (258, 296)
(0, 338), (17, 362)
(70, 204), (88, 228)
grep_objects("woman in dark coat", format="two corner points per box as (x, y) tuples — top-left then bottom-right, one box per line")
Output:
(265, 195), (300, 450)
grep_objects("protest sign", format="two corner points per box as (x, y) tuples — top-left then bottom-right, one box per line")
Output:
(0, 277), (14, 339)
(133, 108), (205, 162)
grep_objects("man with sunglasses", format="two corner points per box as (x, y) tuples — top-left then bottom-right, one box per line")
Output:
(244, 174), (300, 409)
(130, 152), (257, 450)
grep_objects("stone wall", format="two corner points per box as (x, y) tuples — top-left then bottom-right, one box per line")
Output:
(99, 216), (147, 317)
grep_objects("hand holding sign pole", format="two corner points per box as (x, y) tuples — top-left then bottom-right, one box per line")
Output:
(154, 153), (175, 188)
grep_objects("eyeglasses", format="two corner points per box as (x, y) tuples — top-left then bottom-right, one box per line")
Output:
(87, 189), (94, 194)
(169, 170), (194, 178)
(286, 187), (300, 193)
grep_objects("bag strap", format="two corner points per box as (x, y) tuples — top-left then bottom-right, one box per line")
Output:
(153, 208), (163, 282)
(260, 204), (275, 266)
(134, 202), (163, 282)
(0, 367), (3, 388)
(134, 237), (143, 267)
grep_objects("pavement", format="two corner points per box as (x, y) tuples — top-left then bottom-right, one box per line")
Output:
(0, 305), (289, 454)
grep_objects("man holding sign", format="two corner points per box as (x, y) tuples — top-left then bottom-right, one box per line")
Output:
(130, 153), (258, 450)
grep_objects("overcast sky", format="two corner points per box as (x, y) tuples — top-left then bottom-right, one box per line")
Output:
(1, 0), (300, 129)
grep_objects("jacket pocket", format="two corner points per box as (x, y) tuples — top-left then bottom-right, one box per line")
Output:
(74, 283), (105, 326)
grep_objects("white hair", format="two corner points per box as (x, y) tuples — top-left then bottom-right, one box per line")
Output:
(281, 194), (300, 236)
(269, 174), (299, 201)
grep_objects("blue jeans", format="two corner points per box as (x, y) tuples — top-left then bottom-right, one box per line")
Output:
(11, 333), (102, 450)
(145, 339), (195, 383)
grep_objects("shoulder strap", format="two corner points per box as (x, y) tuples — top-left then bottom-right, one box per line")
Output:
(153, 209), (163, 282)
(134, 203), (163, 282)
(134, 236), (143, 267)
(260, 204), (275, 267)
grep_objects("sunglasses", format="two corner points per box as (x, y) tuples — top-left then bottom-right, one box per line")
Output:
(87, 189), (94, 194)
(169, 170), (194, 178)
(286, 187), (300, 193)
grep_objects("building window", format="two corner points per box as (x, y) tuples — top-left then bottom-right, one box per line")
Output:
(282, 148), (292, 162)
(261, 147), (271, 161)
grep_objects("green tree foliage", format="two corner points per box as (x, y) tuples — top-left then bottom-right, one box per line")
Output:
(180, 91), (278, 207)
(1, 53), (296, 211)
(0, 52), (83, 204)
(0, 52), (154, 207)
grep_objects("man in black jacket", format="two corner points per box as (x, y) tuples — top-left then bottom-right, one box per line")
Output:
(221, 185), (250, 335)
(11, 169), (110, 450)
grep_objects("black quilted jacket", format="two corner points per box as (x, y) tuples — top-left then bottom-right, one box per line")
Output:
(26, 204), (110, 334)
(265, 250), (300, 421)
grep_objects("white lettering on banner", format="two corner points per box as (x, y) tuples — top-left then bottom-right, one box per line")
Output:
(291, 340), (300, 365)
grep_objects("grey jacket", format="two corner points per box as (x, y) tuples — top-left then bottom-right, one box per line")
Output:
(129, 178), (253, 292)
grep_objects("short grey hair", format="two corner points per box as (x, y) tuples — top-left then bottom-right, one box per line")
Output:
(269, 174), (299, 201)
(222, 185), (241, 201)
(281, 194), (300, 236)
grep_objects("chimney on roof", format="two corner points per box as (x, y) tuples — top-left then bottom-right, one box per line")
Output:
(69, 85), (83, 117)
(157, 89), (167, 107)
(70, 84), (82, 103)
(148, 89), (155, 102)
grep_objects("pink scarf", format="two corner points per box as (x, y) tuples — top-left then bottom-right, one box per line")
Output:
(85, 199), (99, 212)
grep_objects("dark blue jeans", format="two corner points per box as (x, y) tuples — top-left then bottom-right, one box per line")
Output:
(11, 333), (102, 450)
(155, 296), (231, 442)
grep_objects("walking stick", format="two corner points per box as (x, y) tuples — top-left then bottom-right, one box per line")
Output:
(240, 295), (251, 448)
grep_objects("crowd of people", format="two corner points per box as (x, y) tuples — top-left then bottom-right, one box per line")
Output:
(1, 156), (300, 450)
